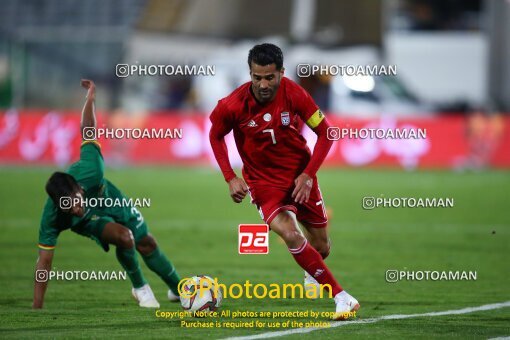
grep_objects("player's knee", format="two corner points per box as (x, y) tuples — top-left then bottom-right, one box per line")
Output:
(117, 228), (134, 249)
(316, 244), (330, 259)
(272, 212), (305, 248)
(281, 230), (305, 248)
(136, 235), (157, 256)
(312, 239), (330, 259)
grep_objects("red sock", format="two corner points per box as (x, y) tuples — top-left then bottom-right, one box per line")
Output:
(290, 240), (342, 296)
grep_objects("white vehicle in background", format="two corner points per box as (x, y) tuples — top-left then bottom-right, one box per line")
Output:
(285, 45), (434, 118)
(329, 73), (434, 118)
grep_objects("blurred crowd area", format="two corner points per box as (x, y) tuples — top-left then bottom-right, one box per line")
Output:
(0, 0), (508, 118)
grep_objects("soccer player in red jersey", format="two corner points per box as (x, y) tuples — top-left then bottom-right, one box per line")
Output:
(209, 43), (359, 320)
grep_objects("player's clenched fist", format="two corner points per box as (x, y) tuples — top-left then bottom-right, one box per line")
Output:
(228, 177), (249, 203)
(80, 79), (96, 100)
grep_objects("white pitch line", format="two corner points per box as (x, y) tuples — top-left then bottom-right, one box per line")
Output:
(223, 301), (510, 340)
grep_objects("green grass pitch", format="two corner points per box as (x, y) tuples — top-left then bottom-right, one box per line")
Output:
(0, 167), (509, 339)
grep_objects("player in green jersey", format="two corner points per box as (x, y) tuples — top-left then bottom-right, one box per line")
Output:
(33, 79), (181, 309)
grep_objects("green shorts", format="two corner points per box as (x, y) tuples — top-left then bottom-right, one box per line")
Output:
(71, 208), (149, 252)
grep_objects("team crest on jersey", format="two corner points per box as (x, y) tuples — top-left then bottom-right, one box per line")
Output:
(281, 112), (290, 126)
(247, 120), (257, 127)
(263, 113), (272, 122)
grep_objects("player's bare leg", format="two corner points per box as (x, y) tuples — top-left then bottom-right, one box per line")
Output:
(271, 213), (359, 320)
(101, 223), (159, 308)
(136, 234), (181, 302)
(299, 223), (330, 298)
(270, 211), (306, 249)
(301, 223), (330, 258)
(270, 211), (336, 291)
(300, 221), (359, 319)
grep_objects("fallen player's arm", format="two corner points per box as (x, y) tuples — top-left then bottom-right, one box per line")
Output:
(80, 79), (96, 131)
(32, 249), (54, 309)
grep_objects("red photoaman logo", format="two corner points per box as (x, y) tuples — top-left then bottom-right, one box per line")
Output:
(238, 224), (269, 254)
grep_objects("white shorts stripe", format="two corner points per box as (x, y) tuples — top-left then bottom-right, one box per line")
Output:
(266, 205), (296, 224)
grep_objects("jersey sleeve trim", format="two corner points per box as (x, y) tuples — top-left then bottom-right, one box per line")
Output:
(306, 109), (325, 129)
(38, 243), (56, 250)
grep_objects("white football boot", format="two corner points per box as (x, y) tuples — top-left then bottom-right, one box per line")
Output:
(131, 284), (160, 308)
(304, 271), (321, 299)
(167, 289), (180, 302)
(332, 290), (360, 320)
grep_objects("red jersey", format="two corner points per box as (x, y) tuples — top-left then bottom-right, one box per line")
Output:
(209, 77), (326, 189)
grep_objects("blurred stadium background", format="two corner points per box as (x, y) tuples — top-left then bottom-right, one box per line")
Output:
(0, 0), (509, 169)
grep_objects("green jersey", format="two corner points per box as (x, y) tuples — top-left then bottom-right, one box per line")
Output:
(38, 141), (148, 252)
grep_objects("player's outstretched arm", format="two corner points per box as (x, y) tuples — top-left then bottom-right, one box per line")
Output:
(32, 249), (54, 309)
(80, 79), (96, 131)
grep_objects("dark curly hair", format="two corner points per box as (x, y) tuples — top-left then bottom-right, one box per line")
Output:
(248, 43), (284, 70)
